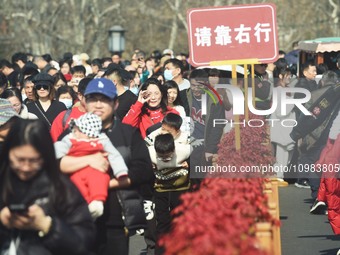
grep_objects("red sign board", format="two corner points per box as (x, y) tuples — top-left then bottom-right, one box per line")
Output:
(187, 3), (279, 66)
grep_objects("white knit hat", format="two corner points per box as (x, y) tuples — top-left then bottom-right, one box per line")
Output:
(69, 112), (102, 138)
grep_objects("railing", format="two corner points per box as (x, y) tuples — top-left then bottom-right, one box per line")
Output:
(256, 179), (281, 255)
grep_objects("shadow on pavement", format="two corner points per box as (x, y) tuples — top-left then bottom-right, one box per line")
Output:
(320, 248), (339, 255)
(298, 235), (340, 241)
(303, 198), (315, 204)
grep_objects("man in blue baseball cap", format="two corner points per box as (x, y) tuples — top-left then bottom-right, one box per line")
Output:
(59, 78), (154, 254)
(83, 78), (119, 129)
(84, 77), (118, 100)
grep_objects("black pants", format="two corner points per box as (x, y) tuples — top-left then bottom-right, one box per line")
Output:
(143, 199), (157, 255)
(297, 146), (324, 199)
(154, 190), (187, 255)
(190, 144), (211, 189)
(95, 227), (129, 255)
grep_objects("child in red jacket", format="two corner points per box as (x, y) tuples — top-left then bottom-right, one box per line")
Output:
(54, 112), (128, 219)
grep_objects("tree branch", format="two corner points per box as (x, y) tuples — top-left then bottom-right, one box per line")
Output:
(329, 0), (339, 20)
(165, 0), (187, 32)
(99, 3), (120, 18)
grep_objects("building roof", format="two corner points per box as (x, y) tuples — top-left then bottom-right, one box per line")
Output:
(298, 37), (340, 53)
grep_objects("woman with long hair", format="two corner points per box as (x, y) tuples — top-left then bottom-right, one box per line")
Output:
(52, 72), (68, 91)
(123, 78), (179, 138)
(0, 119), (95, 254)
(163, 80), (186, 119)
(270, 65), (295, 186)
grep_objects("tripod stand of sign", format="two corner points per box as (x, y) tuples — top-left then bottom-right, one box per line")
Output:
(187, 3), (279, 151)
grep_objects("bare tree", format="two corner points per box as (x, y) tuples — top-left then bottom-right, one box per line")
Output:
(0, 0), (339, 60)
(0, 0), (121, 59)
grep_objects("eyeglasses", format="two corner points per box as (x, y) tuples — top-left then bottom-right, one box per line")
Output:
(191, 81), (205, 89)
(156, 156), (173, 161)
(85, 95), (114, 104)
(35, 85), (50, 90)
(156, 152), (174, 161)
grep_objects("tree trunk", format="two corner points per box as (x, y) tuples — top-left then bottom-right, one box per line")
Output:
(168, 0), (180, 50)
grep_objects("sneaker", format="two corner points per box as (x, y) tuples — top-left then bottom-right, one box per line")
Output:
(294, 180), (311, 189)
(310, 199), (327, 214)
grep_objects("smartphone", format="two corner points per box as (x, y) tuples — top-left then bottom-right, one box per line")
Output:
(9, 204), (28, 214)
(142, 91), (150, 99)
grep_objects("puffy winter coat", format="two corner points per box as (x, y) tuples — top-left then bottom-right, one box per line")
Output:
(0, 170), (95, 255)
(316, 135), (340, 234)
(122, 101), (179, 138)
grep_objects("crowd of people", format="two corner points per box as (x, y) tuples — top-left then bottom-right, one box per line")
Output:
(0, 47), (339, 254)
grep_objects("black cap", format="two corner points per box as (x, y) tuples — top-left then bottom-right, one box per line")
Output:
(33, 73), (55, 86)
(104, 63), (132, 81)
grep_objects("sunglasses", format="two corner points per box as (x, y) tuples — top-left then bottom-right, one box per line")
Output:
(35, 85), (50, 90)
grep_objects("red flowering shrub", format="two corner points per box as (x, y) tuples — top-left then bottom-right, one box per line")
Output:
(216, 113), (274, 178)
(160, 178), (276, 255)
(160, 113), (276, 255)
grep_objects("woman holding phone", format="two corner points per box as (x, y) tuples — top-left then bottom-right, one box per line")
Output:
(0, 119), (95, 254)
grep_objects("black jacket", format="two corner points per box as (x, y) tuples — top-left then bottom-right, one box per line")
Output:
(187, 90), (225, 153)
(294, 78), (318, 99)
(27, 100), (66, 129)
(0, 171), (95, 255)
(290, 84), (340, 152)
(97, 118), (154, 233)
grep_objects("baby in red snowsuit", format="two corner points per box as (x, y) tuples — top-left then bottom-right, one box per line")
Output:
(54, 112), (128, 219)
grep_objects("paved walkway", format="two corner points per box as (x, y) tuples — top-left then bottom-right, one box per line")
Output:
(280, 184), (340, 255)
(132, 183), (340, 255)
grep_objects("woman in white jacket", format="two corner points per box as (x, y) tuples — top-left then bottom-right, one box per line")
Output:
(270, 66), (296, 185)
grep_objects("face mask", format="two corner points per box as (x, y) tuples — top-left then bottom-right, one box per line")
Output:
(21, 94), (27, 102)
(164, 69), (174, 81)
(130, 86), (139, 95)
(59, 99), (73, 109)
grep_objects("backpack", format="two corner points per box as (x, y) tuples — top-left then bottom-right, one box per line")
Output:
(56, 109), (72, 141)
(62, 109), (72, 129)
